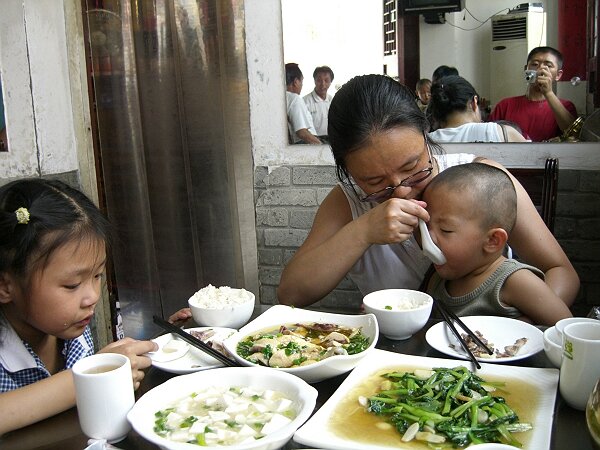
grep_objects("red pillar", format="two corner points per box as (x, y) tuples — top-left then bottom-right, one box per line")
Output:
(557, 0), (587, 80)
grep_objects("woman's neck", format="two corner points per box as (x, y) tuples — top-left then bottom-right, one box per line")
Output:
(442, 111), (479, 129)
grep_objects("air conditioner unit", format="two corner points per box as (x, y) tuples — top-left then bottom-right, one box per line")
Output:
(489, 9), (546, 105)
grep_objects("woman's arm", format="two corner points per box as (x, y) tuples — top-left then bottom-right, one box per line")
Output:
(277, 186), (428, 306)
(501, 268), (573, 326)
(497, 124), (528, 142)
(479, 158), (580, 305)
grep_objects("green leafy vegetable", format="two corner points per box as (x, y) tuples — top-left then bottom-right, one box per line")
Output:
(365, 366), (532, 448)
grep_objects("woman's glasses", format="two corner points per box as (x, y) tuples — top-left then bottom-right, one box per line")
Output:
(360, 144), (433, 203)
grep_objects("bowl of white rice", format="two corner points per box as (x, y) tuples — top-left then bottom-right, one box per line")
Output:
(362, 289), (433, 340)
(188, 285), (255, 329)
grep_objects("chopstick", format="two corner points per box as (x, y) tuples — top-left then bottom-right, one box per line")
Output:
(433, 302), (492, 370)
(152, 315), (239, 367)
(436, 302), (494, 356)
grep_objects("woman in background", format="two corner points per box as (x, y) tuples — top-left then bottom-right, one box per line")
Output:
(428, 75), (527, 143)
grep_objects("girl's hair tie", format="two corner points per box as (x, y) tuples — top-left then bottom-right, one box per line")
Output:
(15, 207), (30, 225)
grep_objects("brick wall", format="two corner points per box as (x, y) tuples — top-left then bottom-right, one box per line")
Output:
(255, 165), (600, 316)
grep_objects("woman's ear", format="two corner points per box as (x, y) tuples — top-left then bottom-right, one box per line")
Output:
(483, 228), (508, 254)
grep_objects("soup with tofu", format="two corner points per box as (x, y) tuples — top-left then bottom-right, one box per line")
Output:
(154, 385), (296, 446)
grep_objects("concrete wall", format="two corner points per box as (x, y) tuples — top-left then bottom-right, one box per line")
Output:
(255, 165), (600, 316)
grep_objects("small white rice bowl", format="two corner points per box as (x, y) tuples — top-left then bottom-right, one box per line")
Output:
(363, 289), (433, 340)
(188, 285), (255, 329)
(543, 325), (562, 368)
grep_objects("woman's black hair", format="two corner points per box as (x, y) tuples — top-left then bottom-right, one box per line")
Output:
(327, 74), (438, 184)
(431, 65), (459, 83)
(0, 178), (111, 286)
(428, 75), (478, 125)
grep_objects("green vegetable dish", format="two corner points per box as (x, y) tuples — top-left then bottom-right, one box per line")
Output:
(363, 366), (532, 448)
(236, 322), (370, 368)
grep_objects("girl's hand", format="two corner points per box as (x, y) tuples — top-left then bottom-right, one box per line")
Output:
(168, 307), (192, 325)
(100, 337), (157, 390)
(362, 198), (428, 245)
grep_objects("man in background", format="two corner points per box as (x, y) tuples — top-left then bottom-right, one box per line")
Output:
(488, 46), (576, 142)
(285, 63), (321, 145)
(304, 66), (334, 139)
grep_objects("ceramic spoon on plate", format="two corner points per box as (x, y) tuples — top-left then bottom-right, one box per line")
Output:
(418, 219), (447, 265)
(148, 338), (189, 362)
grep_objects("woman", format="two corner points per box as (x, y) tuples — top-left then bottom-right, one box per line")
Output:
(277, 75), (579, 307)
(428, 75), (527, 143)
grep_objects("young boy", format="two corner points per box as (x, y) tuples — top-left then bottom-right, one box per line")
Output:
(422, 162), (572, 326)
(415, 78), (431, 112)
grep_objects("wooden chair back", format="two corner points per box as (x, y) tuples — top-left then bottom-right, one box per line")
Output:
(507, 157), (559, 232)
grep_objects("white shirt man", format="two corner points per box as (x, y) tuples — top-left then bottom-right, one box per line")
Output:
(303, 66), (334, 136)
(285, 63), (321, 144)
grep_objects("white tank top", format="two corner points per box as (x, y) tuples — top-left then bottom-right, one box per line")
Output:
(338, 153), (476, 295)
(428, 122), (503, 143)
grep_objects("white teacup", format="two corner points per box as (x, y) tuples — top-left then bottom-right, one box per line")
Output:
(72, 353), (135, 443)
(559, 322), (600, 411)
(555, 317), (598, 340)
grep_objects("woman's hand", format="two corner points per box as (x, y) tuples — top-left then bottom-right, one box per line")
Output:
(100, 338), (157, 390)
(361, 198), (428, 245)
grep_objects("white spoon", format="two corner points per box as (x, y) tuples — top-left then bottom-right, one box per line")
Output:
(148, 338), (189, 363)
(418, 219), (447, 265)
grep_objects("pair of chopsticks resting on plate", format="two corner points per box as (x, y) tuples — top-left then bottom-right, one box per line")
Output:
(433, 301), (493, 370)
(152, 315), (239, 367)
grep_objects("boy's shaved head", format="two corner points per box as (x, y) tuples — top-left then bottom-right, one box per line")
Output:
(426, 163), (517, 233)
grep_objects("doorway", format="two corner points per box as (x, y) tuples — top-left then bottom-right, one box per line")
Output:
(82, 0), (257, 339)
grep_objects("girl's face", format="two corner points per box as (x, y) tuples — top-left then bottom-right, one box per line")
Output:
(422, 186), (488, 280)
(8, 237), (106, 341)
(345, 128), (433, 202)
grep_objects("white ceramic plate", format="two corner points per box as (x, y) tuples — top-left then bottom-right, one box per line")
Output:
(425, 315), (544, 363)
(128, 366), (318, 450)
(150, 327), (237, 374)
(222, 305), (378, 383)
(293, 349), (559, 450)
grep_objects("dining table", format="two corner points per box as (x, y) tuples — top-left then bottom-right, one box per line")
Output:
(1, 304), (597, 450)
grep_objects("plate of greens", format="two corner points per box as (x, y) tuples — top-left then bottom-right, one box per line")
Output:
(293, 349), (558, 449)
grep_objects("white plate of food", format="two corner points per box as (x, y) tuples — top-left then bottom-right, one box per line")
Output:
(149, 327), (237, 374)
(425, 316), (544, 363)
(293, 349), (559, 450)
(222, 305), (378, 383)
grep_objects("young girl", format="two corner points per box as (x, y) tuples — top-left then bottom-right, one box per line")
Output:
(0, 178), (158, 435)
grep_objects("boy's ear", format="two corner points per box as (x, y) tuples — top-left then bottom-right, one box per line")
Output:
(484, 228), (508, 254)
(0, 273), (14, 304)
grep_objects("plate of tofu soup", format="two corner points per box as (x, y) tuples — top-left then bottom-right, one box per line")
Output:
(425, 316), (544, 363)
(128, 366), (317, 450)
(222, 305), (378, 383)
